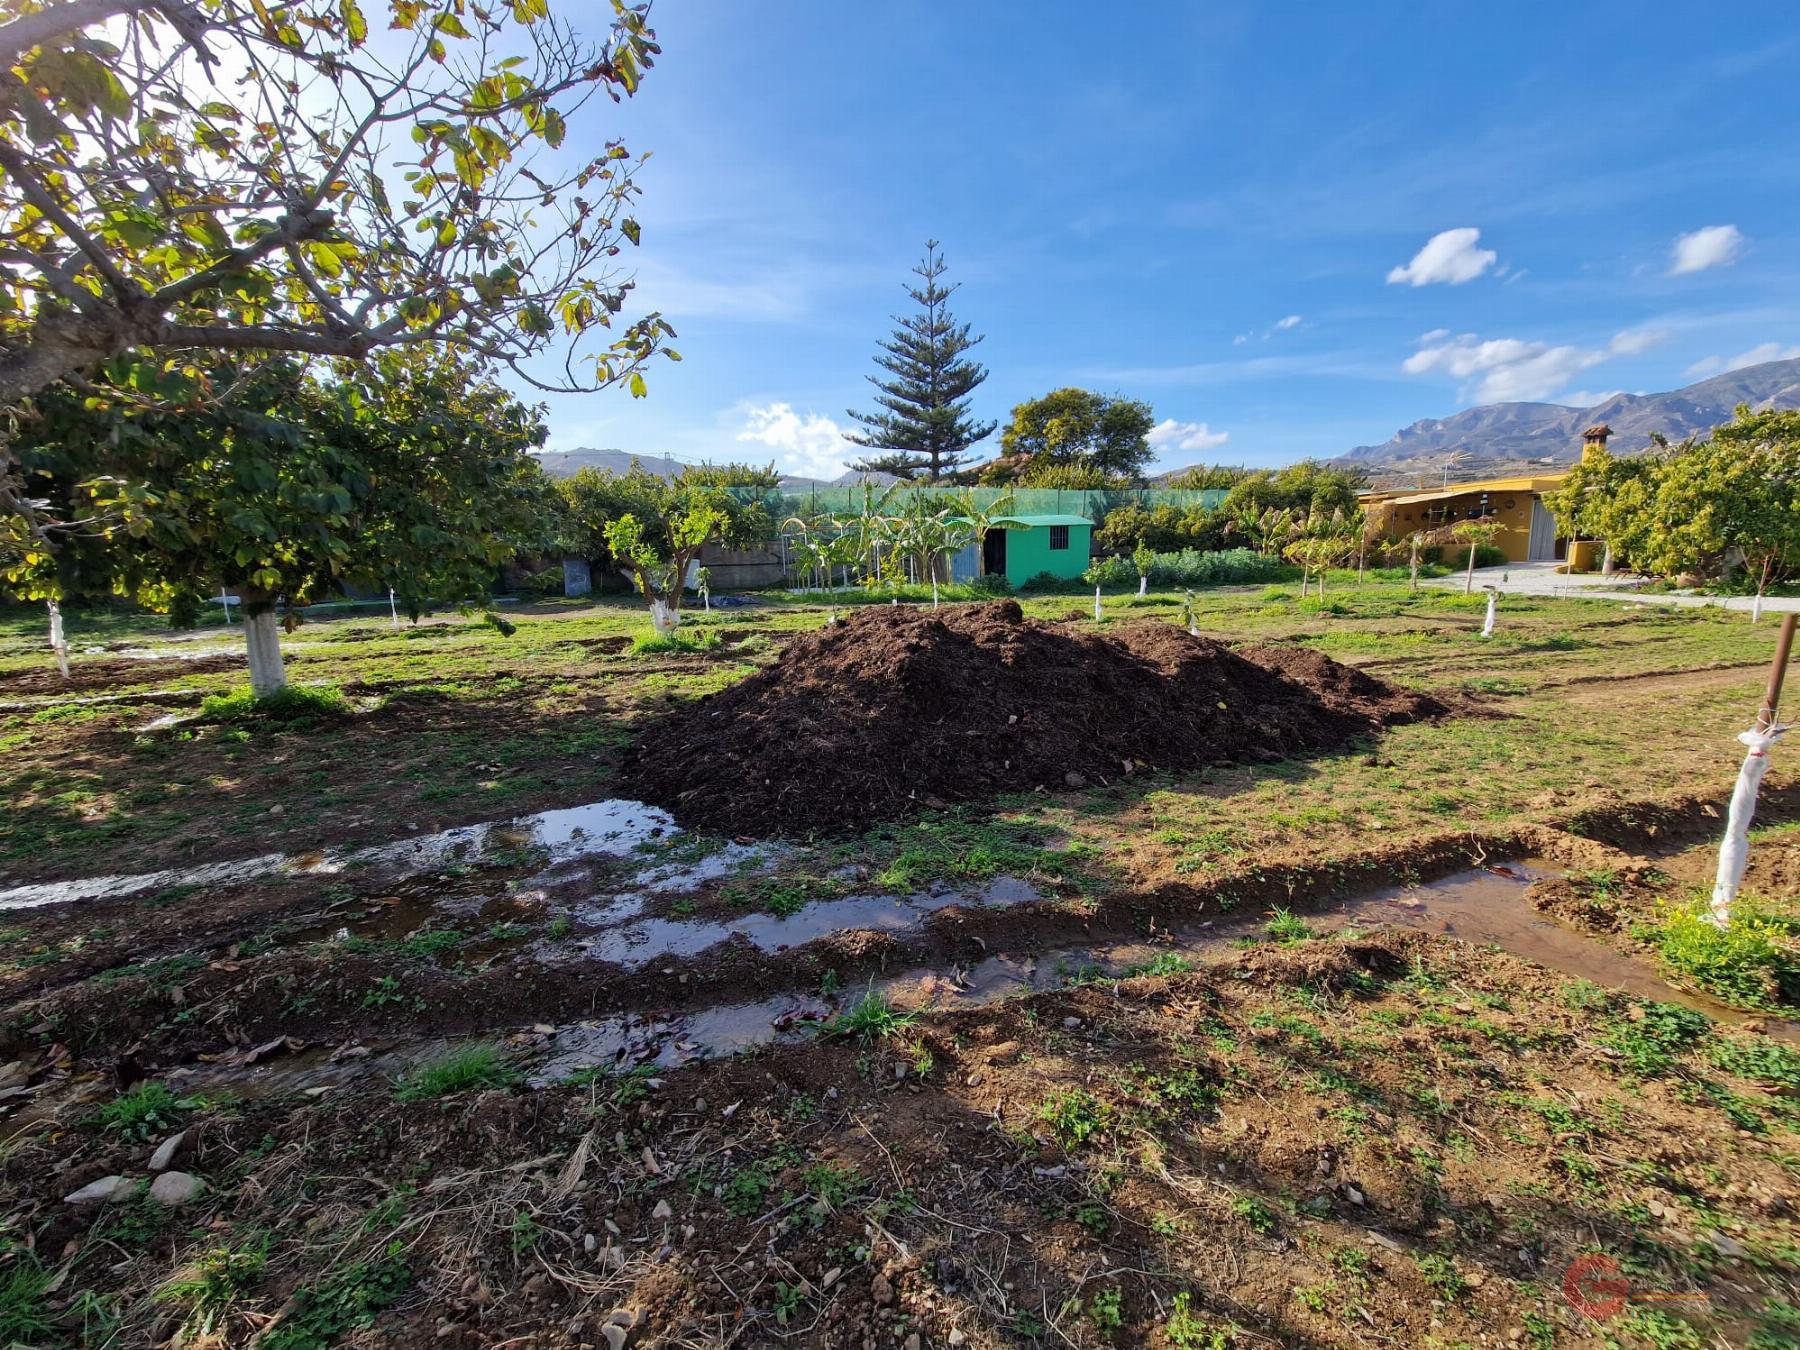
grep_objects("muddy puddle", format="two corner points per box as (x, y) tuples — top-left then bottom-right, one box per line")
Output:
(0, 798), (683, 911)
(574, 875), (1044, 969)
(91, 862), (1795, 1111)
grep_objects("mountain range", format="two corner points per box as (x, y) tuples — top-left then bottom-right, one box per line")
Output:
(1339, 357), (1800, 478)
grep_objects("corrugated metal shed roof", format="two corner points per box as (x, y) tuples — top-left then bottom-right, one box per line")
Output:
(988, 514), (1094, 527)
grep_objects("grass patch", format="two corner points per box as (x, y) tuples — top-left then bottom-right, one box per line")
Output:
(820, 990), (916, 1042)
(0, 1253), (54, 1344)
(392, 1044), (518, 1101)
(94, 1082), (190, 1140)
(628, 628), (721, 656)
(199, 683), (348, 727)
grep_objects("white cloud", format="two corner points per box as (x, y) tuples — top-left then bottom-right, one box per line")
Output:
(1274, 314), (1303, 330)
(1386, 228), (1498, 287)
(1235, 315), (1303, 344)
(1402, 328), (1665, 403)
(734, 403), (852, 478)
(1669, 224), (1745, 276)
(1231, 333), (1249, 345)
(1147, 418), (1229, 453)
(1685, 340), (1800, 378)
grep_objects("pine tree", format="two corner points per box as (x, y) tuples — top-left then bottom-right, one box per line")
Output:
(846, 242), (997, 481)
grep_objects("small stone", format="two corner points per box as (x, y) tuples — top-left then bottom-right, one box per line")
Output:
(872, 1274), (896, 1306)
(1061, 1016), (1082, 1029)
(602, 1326), (627, 1350)
(822, 1267), (843, 1289)
(149, 1171), (204, 1206)
(268, 804), (283, 816)
(904, 1335), (921, 1350)
(603, 1309), (637, 1328)
(1707, 1230), (1749, 1259)
(1341, 1184), (1366, 1206)
(64, 1175), (133, 1206)
(584, 1233), (598, 1253)
(1063, 771), (1086, 790)
(949, 1332), (968, 1347)
(651, 1199), (672, 1220)
(148, 1131), (188, 1172)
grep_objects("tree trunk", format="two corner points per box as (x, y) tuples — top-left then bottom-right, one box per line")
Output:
(1601, 543), (1615, 577)
(1410, 546), (1421, 593)
(46, 598), (68, 681)
(1317, 566), (1326, 597)
(1093, 585), (1103, 621)
(1753, 556), (1771, 625)
(1464, 547), (1476, 594)
(650, 596), (680, 635)
(1137, 574), (1148, 598)
(243, 607), (288, 699)
(1481, 590), (1497, 638)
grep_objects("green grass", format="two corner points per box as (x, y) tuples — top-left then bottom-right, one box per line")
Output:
(391, 1044), (518, 1101)
(820, 990), (917, 1042)
(199, 682), (348, 726)
(260, 1250), (410, 1350)
(628, 628), (721, 656)
(156, 1241), (269, 1334)
(1265, 908), (1315, 945)
(0, 1253), (54, 1345)
(94, 1081), (189, 1140)
(1037, 1087), (1112, 1148)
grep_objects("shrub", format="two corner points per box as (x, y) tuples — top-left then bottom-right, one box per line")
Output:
(967, 572), (1013, 596)
(199, 683), (348, 725)
(1423, 544), (1508, 570)
(1088, 548), (1294, 590)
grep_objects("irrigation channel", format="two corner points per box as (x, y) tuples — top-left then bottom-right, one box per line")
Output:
(4, 797), (1787, 1123)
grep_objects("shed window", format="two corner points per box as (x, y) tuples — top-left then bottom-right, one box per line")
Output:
(1049, 525), (1070, 551)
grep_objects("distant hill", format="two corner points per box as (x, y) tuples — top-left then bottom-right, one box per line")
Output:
(1339, 357), (1800, 480)
(531, 448), (892, 489)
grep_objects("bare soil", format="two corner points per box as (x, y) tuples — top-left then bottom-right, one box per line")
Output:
(623, 602), (1448, 837)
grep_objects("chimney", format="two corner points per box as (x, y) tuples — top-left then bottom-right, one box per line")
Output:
(1582, 424), (1612, 449)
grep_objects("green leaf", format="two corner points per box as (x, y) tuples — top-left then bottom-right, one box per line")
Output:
(339, 0), (368, 44)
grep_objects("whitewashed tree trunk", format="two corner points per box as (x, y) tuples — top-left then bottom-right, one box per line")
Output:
(1093, 585), (1103, 621)
(1711, 728), (1783, 927)
(1481, 590), (1497, 638)
(243, 608), (288, 699)
(46, 599), (69, 681)
(1601, 544), (1616, 576)
(650, 598), (680, 635)
(930, 576), (939, 609)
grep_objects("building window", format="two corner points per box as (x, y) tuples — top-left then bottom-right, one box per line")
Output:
(1049, 525), (1070, 551)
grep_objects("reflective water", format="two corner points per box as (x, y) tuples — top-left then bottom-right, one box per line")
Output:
(0, 799), (679, 911)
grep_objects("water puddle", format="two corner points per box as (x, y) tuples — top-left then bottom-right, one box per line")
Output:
(0, 799), (679, 912)
(574, 876), (1044, 969)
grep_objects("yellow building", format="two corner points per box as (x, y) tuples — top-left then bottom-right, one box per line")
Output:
(1362, 472), (1572, 563)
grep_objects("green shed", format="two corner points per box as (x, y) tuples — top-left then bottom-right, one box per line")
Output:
(981, 514), (1093, 588)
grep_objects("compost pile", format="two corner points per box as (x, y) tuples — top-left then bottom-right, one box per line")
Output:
(623, 601), (1446, 837)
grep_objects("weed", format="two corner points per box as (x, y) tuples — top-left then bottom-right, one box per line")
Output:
(1038, 1088), (1112, 1148)
(1166, 1292), (1233, 1348)
(821, 989), (916, 1042)
(392, 1044), (517, 1101)
(546, 914), (573, 940)
(1414, 1252), (1467, 1300)
(0, 1252), (53, 1344)
(1124, 951), (1196, 978)
(157, 1240), (268, 1335)
(1265, 908), (1314, 944)
(1604, 1001), (1711, 1076)
(773, 1281), (806, 1326)
(261, 1248), (410, 1349)
(629, 629), (721, 656)
(1088, 1287), (1124, 1336)
(1621, 1307), (1704, 1349)
(1229, 1195), (1276, 1234)
(1711, 1035), (1800, 1089)
(95, 1081), (189, 1140)
(509, 1210), (541, 1256)
(723, 1163), (773, 1218)
(1074, 1201), (1110, 1237)
(1651, 905), (1800, 1011)
(362, 974), (407, 1008)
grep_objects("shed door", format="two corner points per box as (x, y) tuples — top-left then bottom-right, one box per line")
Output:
(1526, 500), (1557, 561)
(982, 527), (1007, 576)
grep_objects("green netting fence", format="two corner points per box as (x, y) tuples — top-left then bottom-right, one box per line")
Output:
(722, 485), (1230, 522)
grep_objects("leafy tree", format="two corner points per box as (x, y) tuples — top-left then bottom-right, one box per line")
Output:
(1224, 461), (1367, 519)
(846, 241), (995, 481)
(1094, 503), (1227, 554)
(2, 351), (553, 696)
(1162, 464), (1257, 491)
(1450, 518), (1507, 593)
(1542, 439), (1658, 574)
(996, 388), (1154, 484)
(0, 0), (673, 536)
(558, 466), (769, 632)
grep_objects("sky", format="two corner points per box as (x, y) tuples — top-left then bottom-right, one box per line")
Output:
(522, 2), (1800, 477)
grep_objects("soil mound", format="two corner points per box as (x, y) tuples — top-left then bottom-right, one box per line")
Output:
(622, 601), (1446, 837)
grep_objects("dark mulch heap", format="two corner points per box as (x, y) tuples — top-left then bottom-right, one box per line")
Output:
(622, 600), (1447, 837)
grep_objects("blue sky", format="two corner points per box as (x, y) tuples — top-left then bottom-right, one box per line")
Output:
(527, 2), (1800, 476)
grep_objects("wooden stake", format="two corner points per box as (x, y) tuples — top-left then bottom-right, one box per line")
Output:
(1757, 612), (1797, 732)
